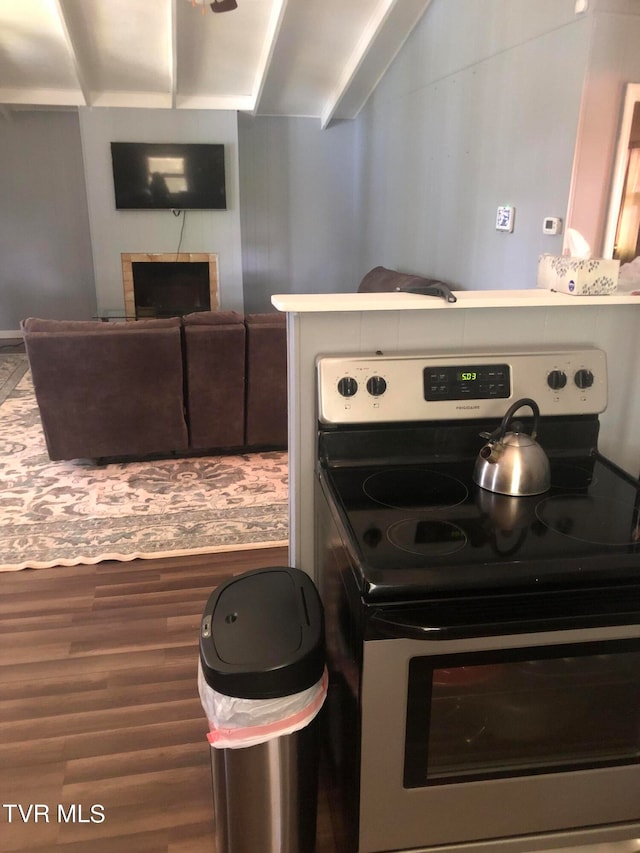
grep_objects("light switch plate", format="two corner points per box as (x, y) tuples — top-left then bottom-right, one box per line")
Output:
(496, 205), (515, 232)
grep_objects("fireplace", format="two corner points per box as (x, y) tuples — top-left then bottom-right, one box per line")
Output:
(121, 253), (219, 319)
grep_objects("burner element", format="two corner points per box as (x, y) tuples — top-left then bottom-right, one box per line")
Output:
(550, 462), (595, 490)
(364, 469), (468, 510)
(387, 519), (468, 557)
(536, 495), (640, 546)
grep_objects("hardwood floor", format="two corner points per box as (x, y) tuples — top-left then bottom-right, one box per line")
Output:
(0, 549), (339, 852)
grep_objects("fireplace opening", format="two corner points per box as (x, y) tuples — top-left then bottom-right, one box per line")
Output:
(121, 253), (219, 320)
(132, 261), (210, 318)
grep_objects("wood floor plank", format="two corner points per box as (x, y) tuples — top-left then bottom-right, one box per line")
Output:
(0, 613), (75, 634)
(0, 737), (66, 770)
(168, 820), (219, 853)
(0, 648), (167, 685)
(0, 547), (339, 852)
(22, 830), (172, 853)
(0, 673), (109, 702)
(58, 718), (210, 763)
(0, 699), (203, 743)
(63, 741), (208, 785)
(0, 679), (198, 724)
(61, 765), (212, 810)
(49, 801), (214, 848)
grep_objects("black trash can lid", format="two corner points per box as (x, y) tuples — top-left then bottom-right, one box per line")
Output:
(199, 566), (325, 699)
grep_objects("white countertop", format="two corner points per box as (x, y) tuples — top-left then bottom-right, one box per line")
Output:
(271, 289), (640, 312)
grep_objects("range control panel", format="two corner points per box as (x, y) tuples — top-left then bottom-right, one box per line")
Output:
(317, 348), (607, 425)
(424, 363), (510, 401)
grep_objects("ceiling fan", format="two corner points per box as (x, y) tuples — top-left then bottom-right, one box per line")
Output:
(189, 0), (238, 12)
(210, 0), (238, 10)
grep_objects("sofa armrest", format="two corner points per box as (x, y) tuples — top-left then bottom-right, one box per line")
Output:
(22, 317), (188, 460)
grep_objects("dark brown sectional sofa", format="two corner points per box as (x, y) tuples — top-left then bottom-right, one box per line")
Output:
(21, 311), (287, 462)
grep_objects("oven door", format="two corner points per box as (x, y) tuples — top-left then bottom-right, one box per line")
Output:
(359, 621), (640, 853)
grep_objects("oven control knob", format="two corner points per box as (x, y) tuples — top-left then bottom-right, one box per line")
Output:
(337, 376), (358, 397)
(366, 375), (387, 397)
(574, 368), (594, 389)
(547, 369), (567, 390)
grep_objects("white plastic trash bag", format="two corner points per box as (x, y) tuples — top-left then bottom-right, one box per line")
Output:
(198, 660), (328, 749)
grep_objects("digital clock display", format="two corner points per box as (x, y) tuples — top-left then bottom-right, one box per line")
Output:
(424, 363), (510, 401)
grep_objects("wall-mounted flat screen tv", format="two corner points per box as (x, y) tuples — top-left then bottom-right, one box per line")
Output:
(110, 142), (227, 210)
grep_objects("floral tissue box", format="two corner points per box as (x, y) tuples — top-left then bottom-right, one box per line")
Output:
(537, 255), (619, 295)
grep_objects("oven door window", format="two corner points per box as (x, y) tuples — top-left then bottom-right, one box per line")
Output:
(404, 640), (640, 787)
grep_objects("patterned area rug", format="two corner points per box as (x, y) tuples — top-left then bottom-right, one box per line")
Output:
(0, 351), (28, 404)
(0, 355), (288, 571)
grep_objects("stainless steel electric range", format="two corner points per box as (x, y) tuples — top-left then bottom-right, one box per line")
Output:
(314, 348), (640, 853)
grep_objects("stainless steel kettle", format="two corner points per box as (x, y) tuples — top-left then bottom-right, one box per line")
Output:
(473, 398), (550, 496)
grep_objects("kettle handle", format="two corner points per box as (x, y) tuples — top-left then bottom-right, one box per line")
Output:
(497, 397), (540, 441)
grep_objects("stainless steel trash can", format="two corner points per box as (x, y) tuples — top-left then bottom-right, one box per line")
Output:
(199, 566), (325, 853)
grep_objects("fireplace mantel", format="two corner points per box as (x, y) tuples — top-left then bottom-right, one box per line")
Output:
(121, 253), (219, 318)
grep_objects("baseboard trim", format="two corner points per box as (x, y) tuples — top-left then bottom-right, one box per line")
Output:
(0, 331), (22, 340)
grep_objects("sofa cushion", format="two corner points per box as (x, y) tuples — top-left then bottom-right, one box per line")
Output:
(22, 318), (188, 460)
(22, 317), (181, 333)
(245, 313), (286, 326)
(245, 314), (287, 448)
(182, 310), (244, 326)
(183, 321), (246, 450)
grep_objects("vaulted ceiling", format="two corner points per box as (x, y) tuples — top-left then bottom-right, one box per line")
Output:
(0, 0), (431, 127)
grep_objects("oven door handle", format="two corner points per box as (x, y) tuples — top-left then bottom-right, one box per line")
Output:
(368, 608), (640, 642)
(368, 610), (554, 641)
(369, 611), (460, 640)
(367, 610), (604, 641)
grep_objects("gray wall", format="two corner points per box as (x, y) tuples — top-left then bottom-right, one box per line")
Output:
(238, 115), (362, 313)
(0, 111), (95, 333)
(357, 0), (589, 291)
(1, 0), (634, 330)
(79, 108), (244, 314)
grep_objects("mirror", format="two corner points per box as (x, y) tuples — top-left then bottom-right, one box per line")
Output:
(604, 83), (640, 262)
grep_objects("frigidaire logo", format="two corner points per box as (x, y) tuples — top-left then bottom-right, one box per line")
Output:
(456, 405), (480, 410)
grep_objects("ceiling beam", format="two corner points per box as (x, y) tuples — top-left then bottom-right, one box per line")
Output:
(251, 0), (289, 114)
(320, 0), (396, 129)
(54, 0), (92, 106)
(170, 0), (178, 109)
(0, 88), (84, 107)
(320, 0), (431, 129)
(176, 93), (255, 111)
(90, 91), (173, 109)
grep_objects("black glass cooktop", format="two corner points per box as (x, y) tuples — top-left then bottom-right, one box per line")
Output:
(320, 453), (640, 599)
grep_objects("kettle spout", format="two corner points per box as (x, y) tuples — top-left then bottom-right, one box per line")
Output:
(479, 443), (501, 463)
